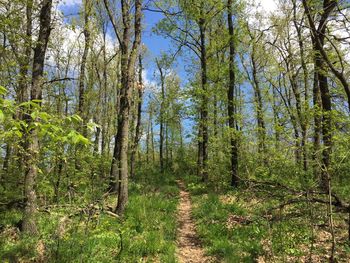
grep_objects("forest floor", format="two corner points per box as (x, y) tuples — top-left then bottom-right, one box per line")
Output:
(176, 180), (213, 263)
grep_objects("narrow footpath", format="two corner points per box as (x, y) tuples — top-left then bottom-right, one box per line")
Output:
(176, 181), (213, 263)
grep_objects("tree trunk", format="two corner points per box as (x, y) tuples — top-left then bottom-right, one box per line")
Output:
(156, 59), (165, 173)
(198, 13), (208, 182)
(227, 0), (239, 187)
(303, 0), (333, 191)
(165, 123), (169, 167)
(101, 29), (108, 156)
(78, 0), (92, 135)
(312, 66), (322, 173)
(16, 0), (33, 175)
(2, 143), (11, 173)
(292, 1), (309, 171)
(213, 94), (218, 137)
(251, 49), (266, 154)
(146, 103), (151, 163)
(22, 0), (53, 235)
(115, 0), (142, 215)
(151, 110), (155, 163)
(130, 55), (143, 178)
(271, 82), (281, 149)
(197, 117), (203, 177)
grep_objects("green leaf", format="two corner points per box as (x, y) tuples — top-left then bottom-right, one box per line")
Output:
(70, 114), (83, 124)
(38, 112), (51, 122)
(0, 86), (7, 96)
(31, 111), (38, 120)
(67, 130), (89, 145)
(87, 122), (100, 132)
(0, 110), (4, 122)
(14, 130), (22, 138)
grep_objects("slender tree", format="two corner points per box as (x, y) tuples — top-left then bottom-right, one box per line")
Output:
(227, 0), (239, 186)
(130, 55), (144, 178)
(22, 0), (53, 234)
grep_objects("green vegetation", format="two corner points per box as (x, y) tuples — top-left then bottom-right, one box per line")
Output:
(185, 167), (350, 262)
(1, 169), (178, 262)
(1, 0), (350, 262)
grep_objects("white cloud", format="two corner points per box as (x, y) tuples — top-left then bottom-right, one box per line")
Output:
(259, 0), (277, 13)
(246, 0), (278, 28)
(142, 69), (158, 92)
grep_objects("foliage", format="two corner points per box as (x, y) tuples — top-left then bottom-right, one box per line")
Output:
(0, 170), (179, 262)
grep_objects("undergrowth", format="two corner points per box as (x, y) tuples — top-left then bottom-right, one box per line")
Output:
(183, 173), (350, 262)
(0, 168), (179, 262)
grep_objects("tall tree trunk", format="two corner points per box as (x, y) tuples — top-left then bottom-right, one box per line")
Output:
(115, 0), (142, 215)
(312, 65), (322, 172)
(54, 154), (64, 203)
(78, 0), (92, 135)
(251, 49), (266, 154)
(2, 143), (11, 173)
(18, 1), (32, 107)
(303, 0), (333, 191)
(272, 84), (280, 149)
(16, 0), (33, 175)
(22, 0), (52, 235)
(130, 55), (143, 178)
(293, 1), (309, 171)
(146, 103), (151, 163)
(289, 74), (303, 166)
(213, 94), (218, 137)
(165, 123), (169, 167)
(151, 110), (155, 163)
(156, 59), (165, 173)
(227, 0), (239, 187)
(304, 0), (350, 111)
(197, 117), (203, 177)
(101, 28), (108, 157)
(198, 12), (208, 182)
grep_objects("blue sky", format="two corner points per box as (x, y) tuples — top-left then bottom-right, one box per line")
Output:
(58, 1), (188, 82)
(57, 0), (278, 140)
(58, 1), (195, 138)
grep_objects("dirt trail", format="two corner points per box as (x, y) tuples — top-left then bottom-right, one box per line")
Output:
(176, 180), (213, 263)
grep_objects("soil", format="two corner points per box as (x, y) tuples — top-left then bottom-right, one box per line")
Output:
(176, 180), (214, 263)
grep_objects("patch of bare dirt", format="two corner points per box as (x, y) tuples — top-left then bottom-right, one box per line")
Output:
(176, 181), (214, 263)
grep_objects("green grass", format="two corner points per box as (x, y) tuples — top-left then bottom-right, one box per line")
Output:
(183, 174), (339, 262)
(0, 169), (179, 262)
(190, 191), (266, 262)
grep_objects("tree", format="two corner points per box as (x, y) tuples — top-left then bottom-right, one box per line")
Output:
(22, 0), (53, 235)
(130, 55), (144, 178)
(77, 0), (93, 135)
(104, 0), (142, 214)
(303, 0), (333, 190)
(227, 0), (239, 186)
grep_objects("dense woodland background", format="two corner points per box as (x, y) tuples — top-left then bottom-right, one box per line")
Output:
(1, 0), (350, 262)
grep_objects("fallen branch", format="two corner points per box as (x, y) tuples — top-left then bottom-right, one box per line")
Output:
(241, 178), (348, 211)
(105, 210), (119, 218)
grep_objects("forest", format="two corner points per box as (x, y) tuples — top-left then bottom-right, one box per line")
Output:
(1, 0), (350, 262)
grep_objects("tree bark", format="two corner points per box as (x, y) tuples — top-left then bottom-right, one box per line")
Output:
(15, 0), (33, 175)
(292, 1), (309, 171)
(227, 0), (239, 187)
(156, 59), (165, 173)
(78, 0), (92, 135)
(303, 0), (332, 191)
(198, 12), (208, 182)
(115, 0), (142, 215)
(22, 0), (53, 235)
(130, 55), (143, 178)
(251, 48), (266, 154)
